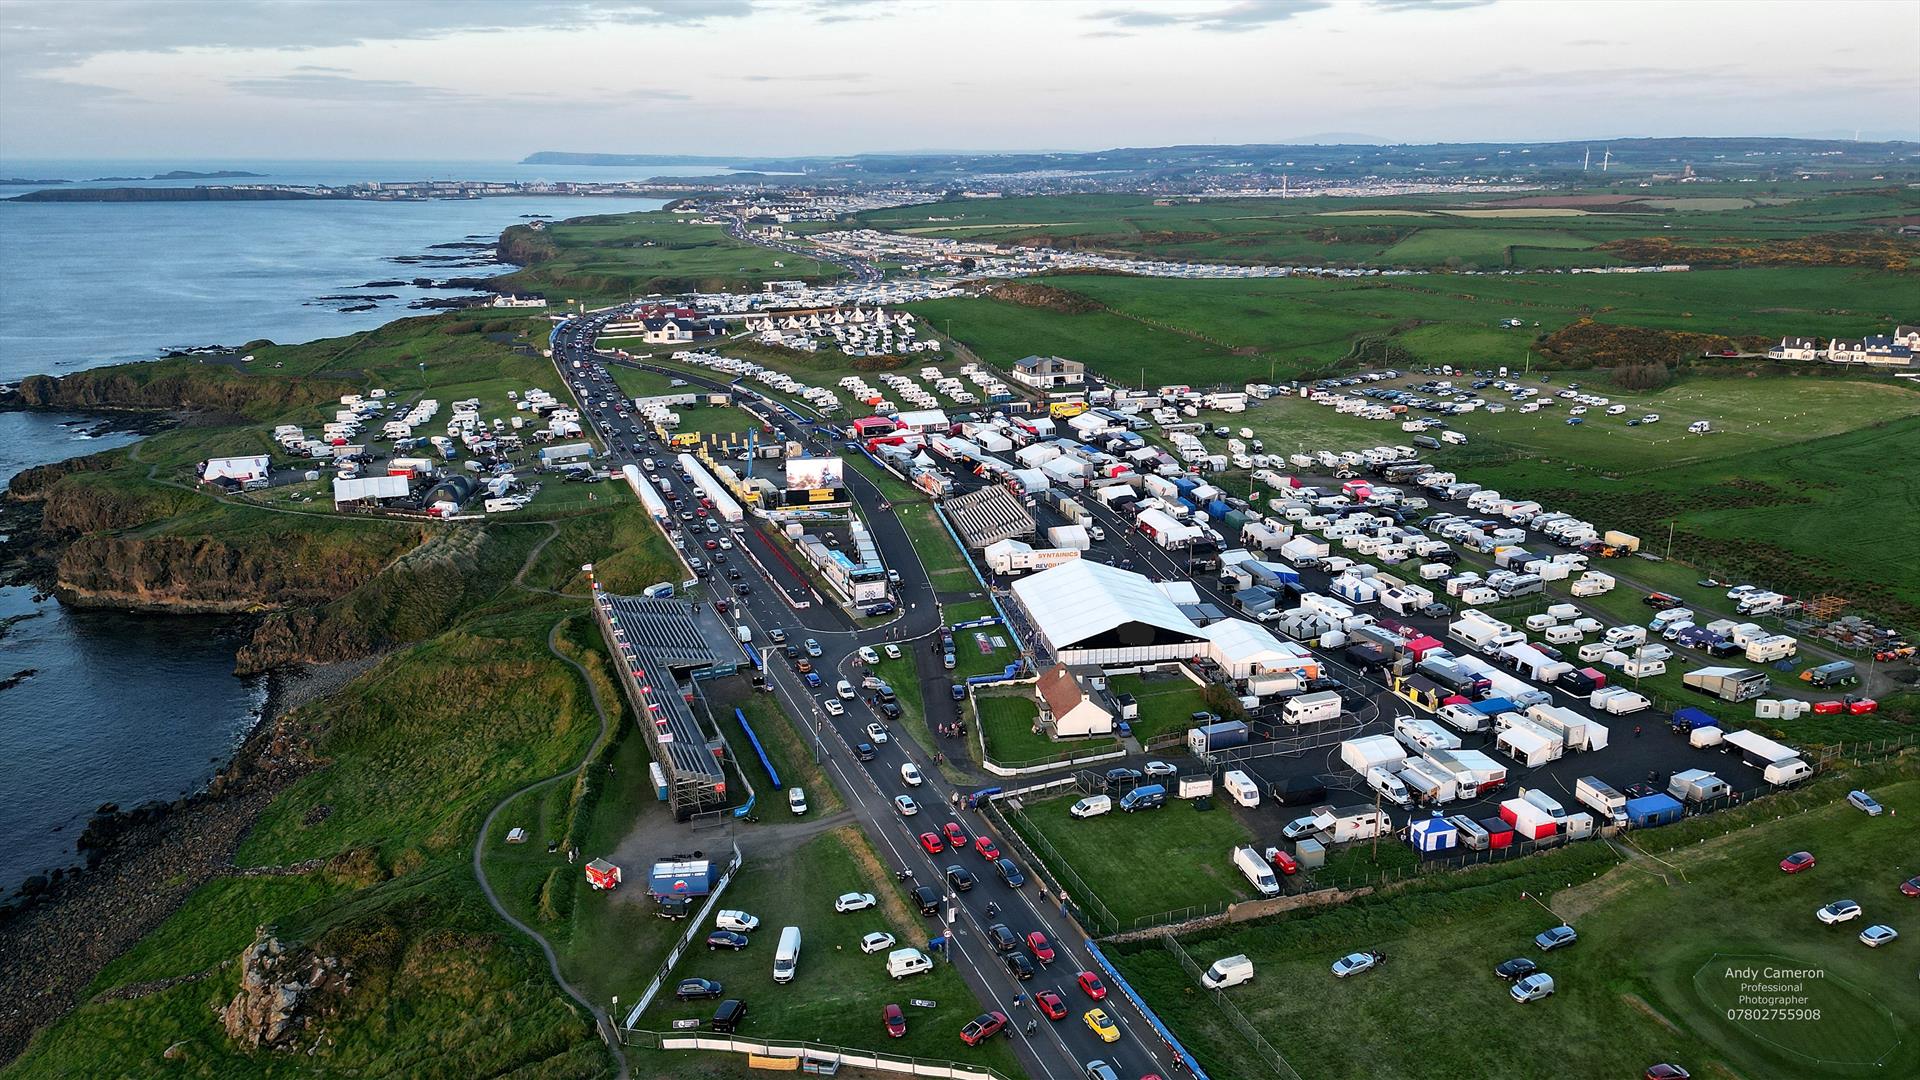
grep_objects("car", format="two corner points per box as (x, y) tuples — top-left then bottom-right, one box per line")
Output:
(867, 723), (890, 744)
(1780, 851), (1817, 874)
(1105, 767), (1143, 787)
(943, 822), (969, 849)
(861, 931), (897, 954)
(1035, 989), (1067, 1021)
(1005, 951), (1035, 980)
(1085, 1062), (1120, 1080)
(894, 795), (918, 816)
(1848, 790), (1884, 815)
(1902, 876), (1920, 898)
(768, 628), (787, 644)
(974, 835), (1001, 860)
(1026, 931), (1056, 964)
(1331, 951), (1378, 978)
(1644, 1066), (1691, 1080)
(911, 884), (941, 915)
(1535, 926), (1578, 951)
(675, 977), (724, 1000)
(1817, 899), (1863, 925)
(854, 741), (876, 762)
(803, 671), (822, 689)
(883, 1002), (906, 1039)
(858, 646), (880, 664)
(1419, 601), (1452, 619)
(715, 909), (760, 932)
(1859, 924), (1899, 948)
(706, 930), (750, 951)
(883, 643), (902, 659)
(899, 762), (923, 786)
(835, 892), (877, 913)
(1076, 970), (1107, 1000)
(1495, 957), (1538, 980)
(987, 924), (1019, 954)
(795, 658), (813, 674)
(703, 539), (719, 550)
(1511, 972), (1556, 1003)
(950, 683), (967, 701)
(805, 639), (822, 657)
(1084, 1007), (1120, 1042)
(734, 583), (750, 596)
(783, 645), (801, 660)
(1268, 848), (1299, 876)
(995, 857), (1026, 887)
(877, 700), (902, 719)
(918, 831), (945, 855)
(958, 1011), (1007, 1046)
(823, 698), (845, 717)
(1282, 815), (1321, 842)
(1143, 760), (1177, 779)
(946, 865), (975, 891)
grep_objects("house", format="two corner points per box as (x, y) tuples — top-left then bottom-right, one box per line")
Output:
(1009, 354), (1086, 390)
(1859, 334), (1915, 366)
(1766, 337), (1819, 362)
(1895, 326), (1920, 351)
(1826, 338), (1868, 364)
(1035, 663), (1114, 738)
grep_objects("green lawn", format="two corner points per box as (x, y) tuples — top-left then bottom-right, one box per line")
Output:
(490, 211), (843, 306)
(1114, 768), (1920, 1080)
(1007, 791), (1255, 928)
(975, 691), (1117, 767)
(1106, 673), (1210, 744)
(638, 828), (1021, 1074)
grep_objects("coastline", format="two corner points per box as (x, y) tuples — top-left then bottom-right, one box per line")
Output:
(0, 651), (385, 1064)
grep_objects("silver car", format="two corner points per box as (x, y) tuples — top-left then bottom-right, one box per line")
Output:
(1511, 972), (1555, 1002)
(1859, 924), (1899, 948)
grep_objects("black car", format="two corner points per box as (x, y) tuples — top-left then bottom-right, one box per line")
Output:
(1419, 601), (1453, 619)
(987, 923), (1019, 954)
(1005, 952), (1035, 980)
(706, 930), (750, 951)
(711, 998), (747, 1033)
(1494, 958), (1538, 981)
(734, 584), (750, 596)
(728, 569), (743, 581)
(946, 865), (975, 892)
(675, 977), (725, 1000)
(1105, 767), (1143, 788)
(878, 701), (902, 720)
(855, 741), (877, 762)
(995, 858), (1026, 887)
(784, 645), (801, 660)
(911, 884), (942, 915)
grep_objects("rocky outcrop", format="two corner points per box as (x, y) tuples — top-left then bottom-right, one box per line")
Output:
(55, 531), (404, 614)
(12, 363), (351, 418)
(5, 453), (119, 501)
(220, 933), (349, 1050)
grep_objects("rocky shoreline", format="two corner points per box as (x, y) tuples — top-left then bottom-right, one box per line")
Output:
(0, 651), (383, 1064)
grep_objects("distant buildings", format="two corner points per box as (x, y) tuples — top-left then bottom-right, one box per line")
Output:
(1009, 354), (1086, 390)
(1766, 327), (1915, 367)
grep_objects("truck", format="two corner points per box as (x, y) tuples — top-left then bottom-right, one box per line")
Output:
(1283, 690), (1343, 725)
(1801, 661), (1858, 688)
(1573, 776), (1627, 827)
(1233, 846), (1280, 897)
(1603, 530), (1640, 553)
(1722, 729), (1801, 769)
(1763, 758), (1814, 786)
(1683, 666), (1768, 703)
(1188, 720), (1250, 756)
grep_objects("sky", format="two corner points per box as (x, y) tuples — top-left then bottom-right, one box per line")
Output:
(2, 0), (1915, 162)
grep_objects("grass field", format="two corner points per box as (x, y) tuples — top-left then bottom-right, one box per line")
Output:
(1113, 766), (1920, 1080)
(975, 690), (1116, 766)
(1106, 672), (1211, 744)
(490, 211), (842, 306)
(1007, 791), (1255, 927)
(638, 827), (1022, 1074)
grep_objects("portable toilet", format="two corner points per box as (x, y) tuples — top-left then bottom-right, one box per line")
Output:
(1409, 812), (1459, 853)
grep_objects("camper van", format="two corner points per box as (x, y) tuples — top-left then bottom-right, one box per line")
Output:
(1222, 770), (1261, 808)
(1367, 767), (1413, 807)
(886, 947), (933, 979)
(773, 926), (803, 984)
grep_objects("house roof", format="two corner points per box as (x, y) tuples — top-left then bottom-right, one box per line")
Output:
(1036, 663), (1090, 717)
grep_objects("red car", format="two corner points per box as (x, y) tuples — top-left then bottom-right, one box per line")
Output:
(974, 835), (1001, 860)
(1901, 876), (1920, 898)
(1077, 970), (1107, 1000)
(1270, 849), (1299, 876)
(1035, 990), (1067, 1021)
(943, 822), (970, 849)
(704, 539), (719, 550)
(1026, 931), (1056, 964)
(959, 1011), (1007, 1046)
(1780, 851), (1816, 874)
(918, 831), (944, 854)
(883, 1003), (906, 1039)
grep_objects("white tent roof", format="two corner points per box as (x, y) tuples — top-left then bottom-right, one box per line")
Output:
(1200, 618), (1314, 671)
(332, 474), (410, 503)
(1012, 559), (1197, 649)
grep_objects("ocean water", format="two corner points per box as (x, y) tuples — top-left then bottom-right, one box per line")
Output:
(0, 161), (676, 889)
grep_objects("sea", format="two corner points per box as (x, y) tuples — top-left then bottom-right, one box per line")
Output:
(0, 158), (692, 889)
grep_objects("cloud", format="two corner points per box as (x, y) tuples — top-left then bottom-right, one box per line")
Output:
(1087, 1), (1331, 32)
(1370, 0), (1496, 9)
(740, 72), (870, 83)
(225, 71), (479, 103)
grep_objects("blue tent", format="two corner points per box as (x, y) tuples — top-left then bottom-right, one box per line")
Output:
(1625, 794), (1685, 828)
(1670, 707), (1718, 731)
(1409, 812), (1459, 852)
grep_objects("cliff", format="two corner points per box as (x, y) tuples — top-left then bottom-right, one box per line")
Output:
(55, 527), (416, 615)
(13, 360), (352, 419)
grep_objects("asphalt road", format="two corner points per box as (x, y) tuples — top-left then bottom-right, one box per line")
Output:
(550, 315), (1179, 1079)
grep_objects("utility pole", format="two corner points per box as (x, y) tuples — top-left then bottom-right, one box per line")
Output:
(1666, 521), (1675, 561)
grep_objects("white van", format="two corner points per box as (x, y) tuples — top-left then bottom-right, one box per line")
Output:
(1199, 953), (1255, 990)
(837, 679), (856, 700)
(1070, 795), (1112, 819)
(788, 787), (808, 815)
(1231, 847), (1278, 897)
(773, 926), (802, 983)
(886, 947), (933, 979)
(900, 763), (924, 787)
(1222, 770), (1261, 809)
(1366, 767), (1412, 808)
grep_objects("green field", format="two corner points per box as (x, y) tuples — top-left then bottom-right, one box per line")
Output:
(490, 211), (842, 306)
(1106, 672), (1211, 744)
(637, 827), (1021, 1074)
(975, 690), (1116, 766)
(1114, 767), (1920, 1080)
(1007, 791), (1255, 928)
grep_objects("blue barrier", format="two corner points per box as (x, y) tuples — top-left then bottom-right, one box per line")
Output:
(734, 707), (782, 790)
(1082, 939), (1209, 1079)
(965, 661), (1026, 686)
(741, 642), (763, 669)
(733, 794), (755, 819)
(951, 614), (1002, 631)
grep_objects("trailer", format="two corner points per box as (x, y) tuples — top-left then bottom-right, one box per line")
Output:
(1283, 690), (1344, 725)
(1683, 666), (1768, 703)
(1313, 804), (1393, 843)
(1667, 769), (1730, 804)
(1398, 759), (1462, 805)
(1499, 797), (1559, 841)
(1394, 714), (1461, 753)
(1722, 729), (1801, 769)
(1188, 720), (1250, 756)
(1574, 777), (1628, 826)
(1496, 722), (1562, 768)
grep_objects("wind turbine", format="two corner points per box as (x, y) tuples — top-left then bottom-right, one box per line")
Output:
(1601, 148), (1611, 172)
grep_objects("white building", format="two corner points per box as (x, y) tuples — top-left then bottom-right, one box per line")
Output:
(1009, 354), (1086, 390)
(1036, 663), (1113, 738)
(201, 455), (271, 485)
